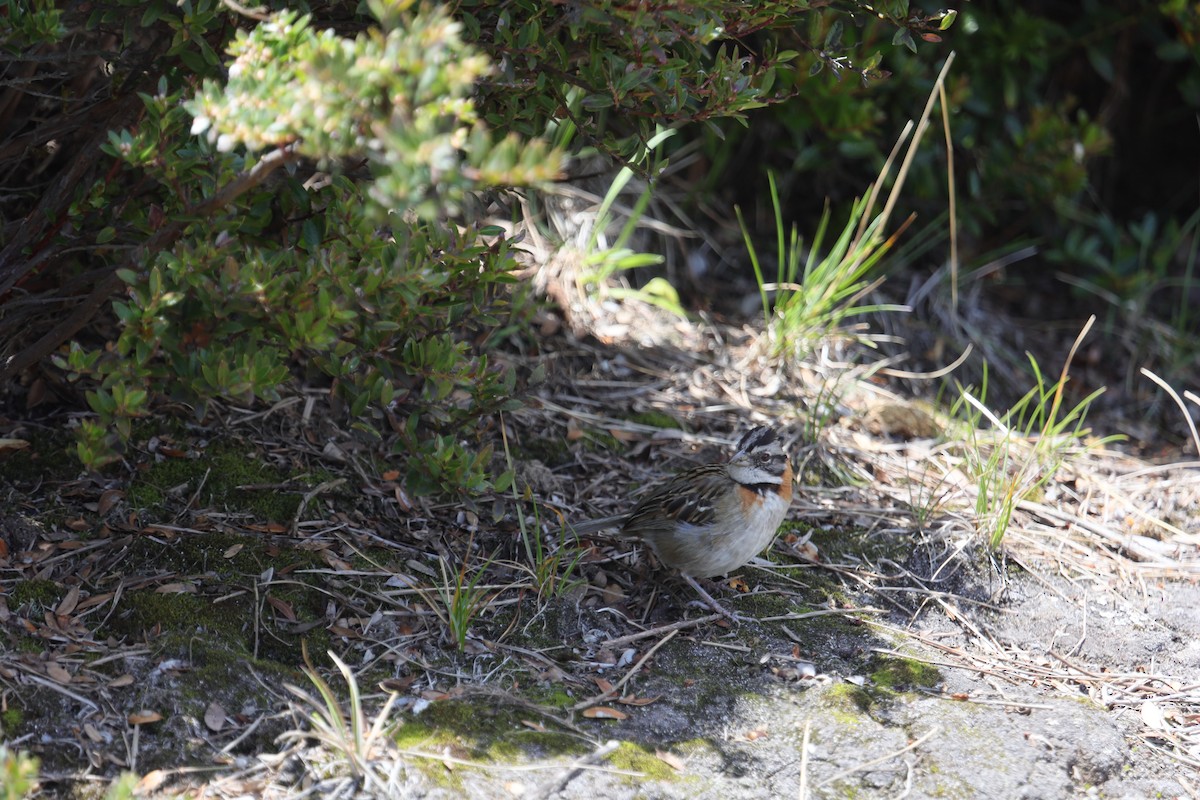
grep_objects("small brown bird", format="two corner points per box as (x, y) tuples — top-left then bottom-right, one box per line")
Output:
(572, 426), (793, 618)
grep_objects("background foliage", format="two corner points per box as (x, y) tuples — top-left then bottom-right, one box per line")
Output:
(1, 0), (1197, 480)
(696, 1), (1199, 334)
(0, 0), (944, 482)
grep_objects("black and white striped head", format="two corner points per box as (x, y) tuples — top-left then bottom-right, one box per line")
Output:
(727, 426), (789, 486)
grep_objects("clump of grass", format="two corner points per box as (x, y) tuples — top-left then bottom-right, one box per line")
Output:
(280, 649), (400, 792)
(577, 126), (687, 318)
(500, 419), (586, 603)
(952, 316), (1123, 548)
(0, 748), (136, 800)
(737, 171), (908, 360)
(424, 540), (497, 653)
(517, 491), (587, 601)
(737, 55), (962, 361)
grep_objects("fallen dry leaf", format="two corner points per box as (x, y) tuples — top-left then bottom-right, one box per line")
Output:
(379, 675), (415, 692)
(656, 750), (686, 771)
(97, 489), (124, 516)
(56, 586), (81, 616)
(246, 522), (288, 534)
(108, 674), (135, 688)
(796, 541), (820, 561)
(581, 706), (628, 720)
(616, 695), (661, 706)
(393, 484), (413, 512)
(607, 427), (640, 442)
(204, 701), (227, 732)
(0, 438), (30, 452)
(155, 582), (197, 594)
(223, 543), (244, 558)
(1141, 701), (1171, 731)
(138, 770), (169, 792)
(128, 710), (163, 725)
(25, 378), (46, 409)
(266, 596), (296, 621)
(45, 662), (72, 683)
(76, 592), (114, 611)
(322, 550), (353, 571)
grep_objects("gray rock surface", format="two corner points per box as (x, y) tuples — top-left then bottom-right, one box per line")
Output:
(383, 562), (1195, 800)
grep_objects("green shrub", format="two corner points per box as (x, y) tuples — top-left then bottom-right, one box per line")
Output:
(0, 747), (39, 800)
(458, 0), (952, 161)
(51, 2), (556, 491)
(3, 0), (947, 494)
(694, 0), (1198, 280)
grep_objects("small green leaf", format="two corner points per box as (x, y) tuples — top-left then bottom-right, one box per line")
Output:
(892, 28), (917, 53)
(824, 20), (843, 51)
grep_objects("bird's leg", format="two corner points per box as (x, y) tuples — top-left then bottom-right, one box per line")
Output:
(682, 574), (749, 623)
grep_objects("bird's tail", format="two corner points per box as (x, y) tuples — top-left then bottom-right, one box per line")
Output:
(566, 515), (627, 535)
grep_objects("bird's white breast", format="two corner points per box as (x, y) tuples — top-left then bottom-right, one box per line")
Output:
(680, 489), (791, 577)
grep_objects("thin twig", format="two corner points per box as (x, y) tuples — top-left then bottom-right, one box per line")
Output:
(1141, 368), (1200, 456)
(291, 478), (349, 534)
(797, 719), (812, 800)
(12, 666), (101, 712)
(571, 629), (679, 711)
(532, 739), (622, 800)
(219, 713), (267, 754)
(598, 614), (722, 649)
(816, 726), (940, 788)
(911, 687), (1053, 711)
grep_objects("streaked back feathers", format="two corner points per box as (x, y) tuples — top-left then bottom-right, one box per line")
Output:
(570, 425), (793, 557)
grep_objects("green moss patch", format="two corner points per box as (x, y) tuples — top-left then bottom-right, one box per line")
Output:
(0, 427), (79, 487)
(1, 707), (25, 737)
(869, 655), (941, 691)
(393, 698), (588, 786)
(7, 579), (65, 613)
(625, 410), (683, 430)
(127, 441), (334, 522)
(607, 740), (679, 783)
(826, 682), (874, 715)
(98, 532), (336, 666)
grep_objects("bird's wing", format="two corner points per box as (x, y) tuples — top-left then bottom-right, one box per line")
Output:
(624, 465), (728, 530)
